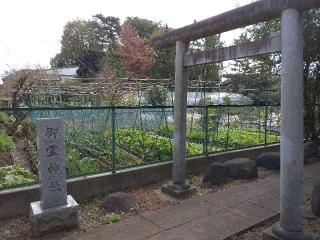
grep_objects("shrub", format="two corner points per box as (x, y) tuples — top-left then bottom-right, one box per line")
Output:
(145, 85), (168, 106)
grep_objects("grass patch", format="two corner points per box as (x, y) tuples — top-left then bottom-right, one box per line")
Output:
(0, 132), (14, 152)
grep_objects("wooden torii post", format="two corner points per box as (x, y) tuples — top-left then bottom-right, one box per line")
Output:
(151, 1), (320, 239)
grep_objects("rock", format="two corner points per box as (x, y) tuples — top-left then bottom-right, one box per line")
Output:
(224, 158), (258, 179)
(304, 141), (318, 160)
(256, 152), (280, 170)
(312, 177), (320, 217)
(203, 158), (258, 184)
(202, 163), (230, 185)
(101, 192), (138, 213)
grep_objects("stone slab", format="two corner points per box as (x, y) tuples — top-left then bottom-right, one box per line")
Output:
(201, 180), (270, 208)
(146, 221), (226, 240)
(248, 191), (280, 213)
(229, 201), (278, 224)
(201, 189), (246, 208)
(30, 195), (79, 237)
(37, 118), (67, 209)
(80, 215), (160, 240)
(248, 175), (280, 193)
(142, 198), (215, 230)
(176, 209), (252, 238)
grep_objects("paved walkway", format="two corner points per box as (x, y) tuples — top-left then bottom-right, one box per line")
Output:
(78, 162), (320, 240)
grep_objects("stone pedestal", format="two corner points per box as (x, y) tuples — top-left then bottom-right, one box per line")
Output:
(30, 195), (79, 237)
(262, 223), (317, 240)
(161, 181), (197, 199)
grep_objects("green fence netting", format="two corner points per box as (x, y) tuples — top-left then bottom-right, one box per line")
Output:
(0, 104), (280, 190)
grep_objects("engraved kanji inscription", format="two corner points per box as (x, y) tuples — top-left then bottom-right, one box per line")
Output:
(46, 145), (58, 157)
(48, 181), (62, 193)
(47, 162), (60, 175)
(45, 128), (59, 139)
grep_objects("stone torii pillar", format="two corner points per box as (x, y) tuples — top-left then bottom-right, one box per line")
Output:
(263, 8), (316, 240)
(161, 41), (197, 198)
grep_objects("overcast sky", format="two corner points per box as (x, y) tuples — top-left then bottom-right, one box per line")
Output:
(0, 0), (253, 77)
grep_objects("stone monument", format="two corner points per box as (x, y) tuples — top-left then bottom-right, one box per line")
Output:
(30, 118), (79, 237)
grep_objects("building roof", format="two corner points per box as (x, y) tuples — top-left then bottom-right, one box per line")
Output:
(46, 67), (79, 77)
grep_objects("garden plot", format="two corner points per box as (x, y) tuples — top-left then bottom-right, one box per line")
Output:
(0, 113), (37, 189)
(0, 105), (281, 189)
(117, 128), (203, 162)
(158, 124), (280, 153)
(65, 131), (141, 176)
(24, 127), (203, 179)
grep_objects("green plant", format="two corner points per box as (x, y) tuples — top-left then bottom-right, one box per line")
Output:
(0, 112), (14, 127)
(104, 213), (120, 224)
(222, 95), (231, 105)
(66, 148), (100, 177)
(117, 128), (203, 161)
(0, 132), (14, 152)
(0, 166), (37, 188)
(65, 131), (136, 175)
(158, 124), (280, 152)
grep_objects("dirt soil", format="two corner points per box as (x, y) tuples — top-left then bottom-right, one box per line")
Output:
(0, 181), (171, 240)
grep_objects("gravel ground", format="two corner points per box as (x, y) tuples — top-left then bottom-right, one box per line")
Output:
(0, 169), (278, 240)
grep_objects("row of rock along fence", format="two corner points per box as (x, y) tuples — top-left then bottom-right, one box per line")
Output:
(0, 104), (280, 190)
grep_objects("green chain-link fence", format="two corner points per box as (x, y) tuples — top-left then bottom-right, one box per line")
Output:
(0, 104), (280, 190)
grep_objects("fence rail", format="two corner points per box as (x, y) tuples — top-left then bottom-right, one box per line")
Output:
(0, 104), (280, 190)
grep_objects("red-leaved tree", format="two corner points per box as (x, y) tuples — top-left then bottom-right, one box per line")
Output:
(116, 23), (155, 77)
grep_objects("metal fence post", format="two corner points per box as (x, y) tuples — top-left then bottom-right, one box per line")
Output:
(204, 106), (209, 157)
(264, 106), (268, 146)
(226, 107), (230, 151)
(111, 107), (116, 172)
(258, 106), (261, 144)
